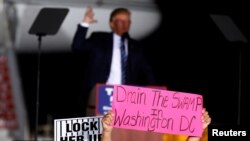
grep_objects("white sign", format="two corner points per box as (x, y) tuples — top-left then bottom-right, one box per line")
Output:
(54, 116), (103, 141)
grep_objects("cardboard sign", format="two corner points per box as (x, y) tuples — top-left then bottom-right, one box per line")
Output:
(54, 116), (103, 141)
(112, 85), (203, 137)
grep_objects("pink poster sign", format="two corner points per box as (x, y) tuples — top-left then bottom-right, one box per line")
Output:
(112, 85), (203, 137)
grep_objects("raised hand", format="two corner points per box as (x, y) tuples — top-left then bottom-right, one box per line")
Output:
(202, 108), (211, 130)
(83, 6), (97, 24)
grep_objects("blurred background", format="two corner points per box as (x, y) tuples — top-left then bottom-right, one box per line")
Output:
(0, 0), (248, 140)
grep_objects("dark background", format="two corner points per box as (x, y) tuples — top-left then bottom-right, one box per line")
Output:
(16, 1), (249, 131)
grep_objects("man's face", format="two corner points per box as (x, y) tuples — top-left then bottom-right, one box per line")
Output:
(110, 13), (131, 36)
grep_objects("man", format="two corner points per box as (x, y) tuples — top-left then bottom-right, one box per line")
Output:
(72, 7), (155, 116)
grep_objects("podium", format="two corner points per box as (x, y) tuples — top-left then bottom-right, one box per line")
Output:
(86, 84), (113, 116)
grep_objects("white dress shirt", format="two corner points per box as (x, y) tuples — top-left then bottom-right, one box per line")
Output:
(106, 33), (128, 84)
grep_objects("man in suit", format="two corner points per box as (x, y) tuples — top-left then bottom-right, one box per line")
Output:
(71, 7), (155, 116)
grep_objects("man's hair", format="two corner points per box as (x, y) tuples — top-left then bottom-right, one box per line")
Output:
(109, 8), (131, 22)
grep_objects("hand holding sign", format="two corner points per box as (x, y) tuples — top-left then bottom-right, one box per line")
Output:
(201, 108), (211, 130)
(101, 111), (114, 141)
(187, 108), (211, 141)
(102, 111), (114, 133)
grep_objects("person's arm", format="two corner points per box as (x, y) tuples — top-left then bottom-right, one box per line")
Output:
(71, 6), (97, 52)
(101, 111), (114, 141)
(186, 108), (211, 141)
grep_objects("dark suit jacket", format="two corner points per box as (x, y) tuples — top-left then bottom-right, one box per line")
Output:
(71, 25), (155, 114)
